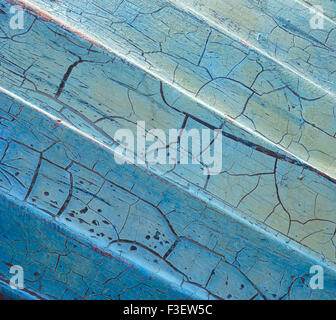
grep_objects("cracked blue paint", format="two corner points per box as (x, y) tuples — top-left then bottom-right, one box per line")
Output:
(0, 0), (335, 300)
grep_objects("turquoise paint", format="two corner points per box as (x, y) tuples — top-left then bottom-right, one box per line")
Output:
(0, 0), (335, 299)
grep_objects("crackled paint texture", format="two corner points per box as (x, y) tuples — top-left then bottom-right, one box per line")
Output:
(0, 0), (335, 299)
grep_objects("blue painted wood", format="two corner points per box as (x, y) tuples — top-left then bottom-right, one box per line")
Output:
(0, 0), (335, 299)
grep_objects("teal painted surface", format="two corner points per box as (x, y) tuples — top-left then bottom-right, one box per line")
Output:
(0, 92), (335, 300)
(0, 0), (335, 299)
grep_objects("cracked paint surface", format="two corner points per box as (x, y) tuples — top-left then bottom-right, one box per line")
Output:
(7, 0), (336, 179)
(170, 0), (336, 94)
(0, 0), (335, 299)
(0, 93), (336, 300)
